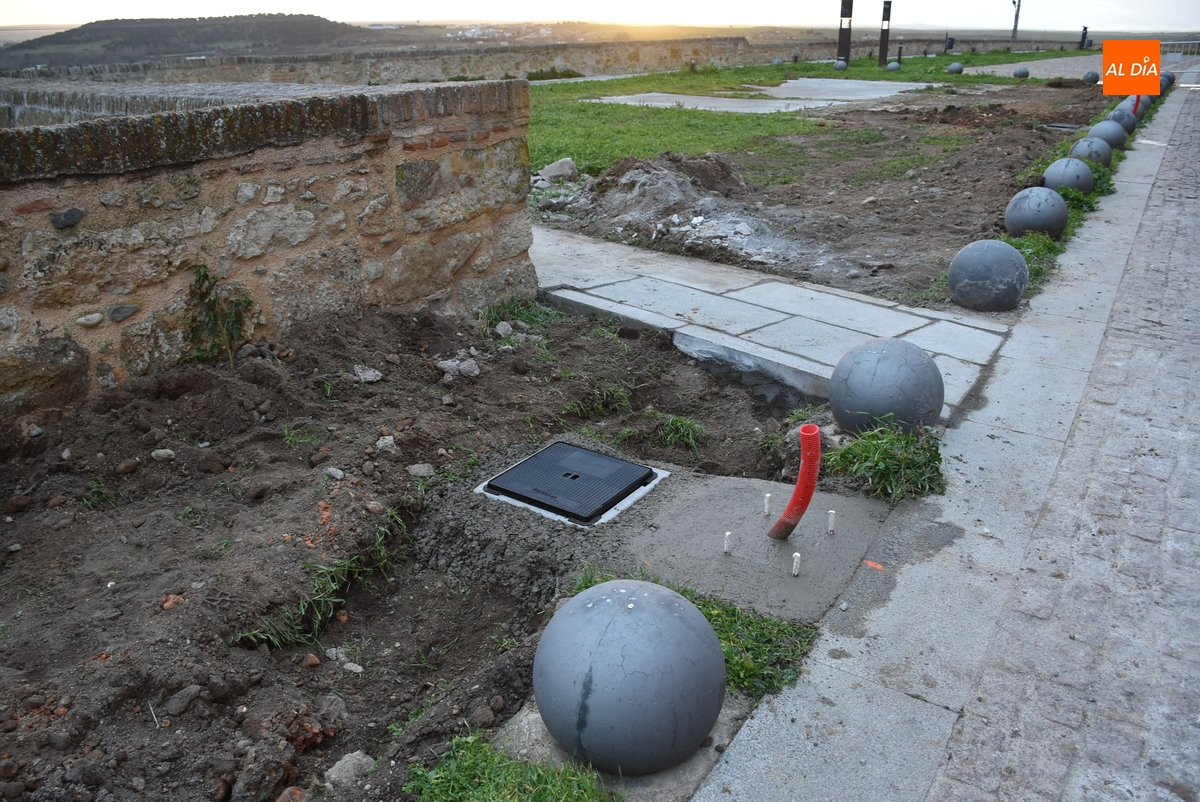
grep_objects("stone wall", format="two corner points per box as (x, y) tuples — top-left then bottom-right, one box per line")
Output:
(0, 36), (1065, 90)
(0, 80), (536, 429)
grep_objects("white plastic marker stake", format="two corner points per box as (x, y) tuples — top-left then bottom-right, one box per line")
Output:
(792, 552), (802, 577)
(724, 531), (731, 556)
(764, 493), (772, 516)
(828, 510), (837, 535)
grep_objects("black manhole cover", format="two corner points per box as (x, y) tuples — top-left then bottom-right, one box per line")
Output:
(484, 442), (657, 525)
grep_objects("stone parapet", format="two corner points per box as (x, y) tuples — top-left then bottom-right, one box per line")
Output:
(0, 80), (536, 429)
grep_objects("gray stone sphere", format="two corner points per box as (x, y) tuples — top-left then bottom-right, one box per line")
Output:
(1013, 66), (1030, 79)
(1088, 120), (1127, 150)
(834, 59), (848, 71)
(1068, 136), (1113, 168)
(947, 62), (964, 75)
(1043, 157), (1094, 194)
(1082, 70), (1100, 84)
(948, 240), (1029, 312)
(886, 61), (901, 71)
(1160, 75), (1171, 94)
(1106, 108), (1137, 134)
(829, 338), (944, 434)
(1005, 187), (1069, 239)
(1163, 71), (1175, 87)
(533, 580), (726, 776)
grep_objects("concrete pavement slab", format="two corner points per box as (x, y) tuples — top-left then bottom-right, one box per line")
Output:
(741, 316), (881, 370)
(673, 326), (833, 398)
(588, 93), (840, 113)
(973, 355), (1090, 442)
(931, 354), (983, 416)
(547, 288), (687, 331)
(903, 320), (1007, 366)
(747, 77), (929, 100)
(997, 314), (1108, 371)
(692, 661), (958, 802)
(587, 276), (788, 334)
(726, 281), (925, 337)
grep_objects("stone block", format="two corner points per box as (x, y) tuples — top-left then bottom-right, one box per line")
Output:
(226, 203), (316, 258)
(268, 243), (364, 330)
(456, 257), (538, 313)
(384, 232), (482, 305)
(0, 335), (90, 424)
(396, 138), (530, 233)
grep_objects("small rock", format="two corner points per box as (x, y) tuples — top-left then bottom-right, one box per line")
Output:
(691, 216), (705, 226)
(300, 654), (321, 669)
(48, 731), (73, 750)
(342, 662), (364, 673)
(115, 459), (140, 475)
(513, 320), (531, 332)
(61, 448), (71, 461)
(49, 208), (84, 229)
(407, 463), (436, 478)
(512, 358), (528, 375)
(734, 222), (754, 236)
(76, 313), (104, 328)
(28, 426), (42, 437)
(4, 496), (31, 514)
(375, 435), (395, 451)
(435, 359), (460, 375)
(247, 482), (272, 500)
(353, 365), (383, 383)
(198, 454), (227, 473)
(468, 706), (495, 728)
(164, 684), (202, 716)
(47, 494), (66, 507)
(151, 449), (176, 462)
(6, 544), (20, 553)
(441, 373), (454, 386)
(493, 321), (514, 339)
(489, 694), (506, 712)
(458, 359), (480, 378)
(364, 500), (386, 515)
(538, 156), (579, 182)
(99, 191), (126, 207)
(442, 394), (455, 405)
(108, 304), (140, 323)
(862, 196), (879, 204)
(324, 751), (376, 791)
(325, 467), (345, 481)
(309, 451), (332, 467)
(362, 461), (375, 476)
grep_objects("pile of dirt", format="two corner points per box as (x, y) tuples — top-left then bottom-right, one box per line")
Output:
(0, 307), (815, 801)
(535, 82), (1108, 302)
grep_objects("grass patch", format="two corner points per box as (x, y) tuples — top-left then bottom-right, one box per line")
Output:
(561, 383), (632, 420)
(785, 403), (828, 426)
(282, 423), (321, 449)
(574, 565), (818, 699)
(883, 273), (950, 307)
(477, 299), (564, 333)
(654, 413), (706, 454)
(825, 422), (946, 503)
(526, 66), (584, 81)
(405, 733), (619, 801)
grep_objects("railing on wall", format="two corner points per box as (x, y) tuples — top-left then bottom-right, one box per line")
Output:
(1161, 40), (1200, 74)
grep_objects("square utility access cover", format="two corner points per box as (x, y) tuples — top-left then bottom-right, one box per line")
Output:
(481, 442), (662, 526)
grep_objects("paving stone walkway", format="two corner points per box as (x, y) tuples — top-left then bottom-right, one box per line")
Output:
(926, 85), (1200, 802)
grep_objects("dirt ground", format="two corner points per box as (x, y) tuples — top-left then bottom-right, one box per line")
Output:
(0, 80), (1105, 801)
(535, 81), (1107, 304)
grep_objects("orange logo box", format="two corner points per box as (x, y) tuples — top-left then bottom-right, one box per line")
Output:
(1103, 39), (1160, 95)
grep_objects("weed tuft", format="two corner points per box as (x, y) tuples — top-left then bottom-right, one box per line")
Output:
(825, 421), (946, 503)
(561, 384), (632, 420)
(183, 266), (253, 371)
(655, 414), (706, 454)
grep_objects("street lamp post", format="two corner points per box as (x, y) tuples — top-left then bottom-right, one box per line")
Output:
(1011, 0), (1021, 43)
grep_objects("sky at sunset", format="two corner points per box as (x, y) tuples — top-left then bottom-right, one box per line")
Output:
(0, 0), (1197, 32)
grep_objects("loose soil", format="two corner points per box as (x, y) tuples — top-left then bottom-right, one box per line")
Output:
(0, 80), (1103, 801)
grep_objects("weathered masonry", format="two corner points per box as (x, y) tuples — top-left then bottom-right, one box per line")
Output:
(0, 80), (536, 431)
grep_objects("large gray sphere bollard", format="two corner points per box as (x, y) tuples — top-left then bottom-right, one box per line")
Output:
(947, 62), (964, 74)
(829, 338), (944, 434)
(1068, 136), (1113, 168)
(1163, 71), (1175, 87)
(886, 61), (901, 71)
(1005, 187), (1070, 238)
(1043, 157), (1094, 194)
(1088, 120), (1127, 150)
(834, 59), (848, 71)
(1106, 108), (1137, 134)
(1013, 66), (1030, 79)
(948, 240), (1029, 312)
(1082, 70), (1100, 84)
(533, 580), (726, 776)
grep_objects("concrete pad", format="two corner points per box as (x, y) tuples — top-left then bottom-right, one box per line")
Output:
(1051, 243), (1130, 287)
(963, 54), (1102, 79)
(998, 313), (1107, 371)
(903, 320), (1006, 366)
(726, 282), (926, 337)
(587, 276), (788, 335)
(615, 475), (888, 623)
(932, 353), (984, 413)
(1025, 277), (1120, 322)
(546, 288), (687, 331)
(589, 93), (839, 114)
(692, 662), (958, 802)
(531, 227), (765, 293)
(970, 355), (1089, 443)
(741, 316), (879, 369)
(813, 554), (1010, 711)
(673, 326), (832, 398)
(745, 77), (929, 100)
(493, 694), (755, 802)
(900, 305), (1010, 333)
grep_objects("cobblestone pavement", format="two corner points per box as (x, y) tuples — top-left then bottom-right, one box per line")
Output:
(926, 88), (1200, 802)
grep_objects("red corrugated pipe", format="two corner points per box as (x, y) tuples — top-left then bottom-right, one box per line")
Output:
(768, 423), (821, 540)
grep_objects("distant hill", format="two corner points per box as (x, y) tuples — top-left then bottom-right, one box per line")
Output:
(0, 14), (370, 69)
